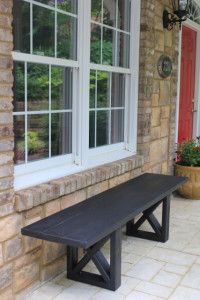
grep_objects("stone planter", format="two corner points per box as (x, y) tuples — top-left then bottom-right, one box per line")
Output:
(174, 164), (200, 199)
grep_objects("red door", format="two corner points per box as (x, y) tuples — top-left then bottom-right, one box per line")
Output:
(178, 26), (197, 143)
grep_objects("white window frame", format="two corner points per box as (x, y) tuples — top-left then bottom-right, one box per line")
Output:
(13, 0), (141, 190)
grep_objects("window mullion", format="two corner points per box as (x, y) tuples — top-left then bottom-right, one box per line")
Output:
(25, 62), (28, 163)
(49, 65), (52, 158)
(128, 0), (141, 153)
(77, 0), (91, 165)
(55, 0), (57, 58)
(30, 2), (33, 54)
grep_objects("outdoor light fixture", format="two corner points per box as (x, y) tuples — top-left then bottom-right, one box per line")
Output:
(163, 0), (190, 30)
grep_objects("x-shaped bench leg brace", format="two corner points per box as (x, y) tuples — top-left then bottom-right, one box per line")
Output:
(126, 195), (171, 243)
(67, 228), (122, 291)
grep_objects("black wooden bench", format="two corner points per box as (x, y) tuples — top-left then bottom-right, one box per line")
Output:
(21, 173), (186, 291)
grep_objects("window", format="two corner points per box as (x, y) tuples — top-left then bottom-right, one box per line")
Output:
(13, 0), (141, 189)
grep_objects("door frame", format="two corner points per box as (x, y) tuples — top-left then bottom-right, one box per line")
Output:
(175, 19), (200, 143)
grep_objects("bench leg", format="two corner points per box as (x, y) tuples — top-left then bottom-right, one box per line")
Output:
(126, 195), (171, 243)
(67, 228), (122, 291)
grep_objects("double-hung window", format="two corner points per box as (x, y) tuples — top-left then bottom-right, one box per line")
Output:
(13, 0), (140, 190)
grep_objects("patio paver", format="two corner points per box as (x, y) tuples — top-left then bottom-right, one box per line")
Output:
(24, 195), (200, 300)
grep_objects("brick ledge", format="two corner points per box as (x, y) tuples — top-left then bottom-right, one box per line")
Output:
(15, 155), (143, 212)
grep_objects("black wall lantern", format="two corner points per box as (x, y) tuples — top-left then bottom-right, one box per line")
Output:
(163, 0), (190, 30)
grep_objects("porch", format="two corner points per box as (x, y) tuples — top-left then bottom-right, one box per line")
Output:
(23, 195), (200, 300)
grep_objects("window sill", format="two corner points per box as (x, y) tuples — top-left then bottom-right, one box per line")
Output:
(15, 154), (143, 212)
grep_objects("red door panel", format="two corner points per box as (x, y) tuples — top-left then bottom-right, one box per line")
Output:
(178, 26), (197, 143)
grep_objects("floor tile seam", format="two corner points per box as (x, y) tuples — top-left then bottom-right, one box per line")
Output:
(154, 245), (198, 260)
(134, 278), (175, 300)
(125, 285), (167, 300)
(179, 283), (200, 291)
(180, 230), (200, 252)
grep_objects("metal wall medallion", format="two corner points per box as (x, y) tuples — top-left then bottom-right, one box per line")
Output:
(157, 55), (173, 78)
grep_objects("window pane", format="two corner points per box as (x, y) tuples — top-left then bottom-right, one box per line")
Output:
(117, 0), (131, 31)
(51, 66), (72, 110)
(116, 32), (130, 68)
(34, 0), (55, 6)
(57, 14), (77, 60)
(102, 27), (115, 66)
(51, 112), (72, 156)
(103, 0), (116, 27)
(90, 70), (96, 108)
(111, 73), (125, 107)
(97, 111), (109, 147)
(13, 0), (30, 53)
(14, 116), (25, 165)
(89, 111), (95, 148)
(33, 5), (54, 56)
(57, 0), (78, 14)
(91, 0), (102, 22)
(13, 62), (25, 112)
(111, 110), (124, 144)
(27, 115), (49, 161)
(90, 24), (101, 64)
(27, 63), (49, 111)
(97, 71), (110, 108)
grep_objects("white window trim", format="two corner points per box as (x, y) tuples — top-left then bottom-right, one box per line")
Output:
(13, 0), (141, 190)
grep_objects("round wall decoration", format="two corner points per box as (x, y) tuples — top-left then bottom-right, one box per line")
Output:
(157, 55), (173, 78)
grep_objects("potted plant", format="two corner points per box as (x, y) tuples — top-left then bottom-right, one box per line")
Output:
(175, 137), (200, 199)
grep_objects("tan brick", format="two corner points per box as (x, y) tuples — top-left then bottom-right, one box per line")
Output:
(4, 236), (22, 261)
(0, 243), (3, 266)
(13, 261), (39, 293)
(0, 177), (13, 191)
(151, 126), (161, 140)
(0, 164), (13, 178)
(42, 241), (66, 265)
(152, 94), (159, 107)
(44, 199), (60, 217)
(161, 106), (170, 119)
(0, 214), (21, 242)
(15, 192), (34, 212)
(0, 201), (14, 217)
(61, 189), (87, 209)
(87, 181), (109, 198)
(161, 118), (169, 137)
(0, 191), (13, 206)
(24, 206), (43, 220)
(149, 138), (168, 164)
(109, 173), (130, 189)
(154, 15), (163, 31)
(162, 162), (168, 174)
(0, 140), (13, 152)
(155, 30), (164, 51)
(130, 168), (142, 179)
(23, 236), (42, 253)
(0, 153), (13, 165)
(151, 107), (161, 127)
(0, 1), (13, 15)
(0, 264), (12, 290)
(160, 81), (170, 105)
(41, 256), (66, 282)
(0, 287), (13, 300)
(14, 247), (42, 270)
(164, 29), (173, 48)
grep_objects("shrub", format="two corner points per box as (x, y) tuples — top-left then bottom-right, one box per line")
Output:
(176, 137), (200, 167)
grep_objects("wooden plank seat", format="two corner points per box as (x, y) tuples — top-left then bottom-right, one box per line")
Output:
(21, 173), (187, 291)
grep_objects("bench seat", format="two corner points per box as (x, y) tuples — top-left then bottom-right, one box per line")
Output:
(21, 173), (186, 291)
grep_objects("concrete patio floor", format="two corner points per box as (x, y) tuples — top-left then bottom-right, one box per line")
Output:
(26, 195), (200, 300)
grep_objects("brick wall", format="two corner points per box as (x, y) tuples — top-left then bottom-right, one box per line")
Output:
(0, 0), (181, 298)
(0, 0), (15, 298)
(138, 0), (179, 175)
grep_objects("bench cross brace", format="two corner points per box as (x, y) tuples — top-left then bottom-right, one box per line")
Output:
(67, 228), (122, 291)
(126, 195), (171, 243)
